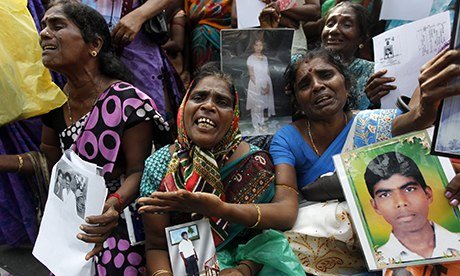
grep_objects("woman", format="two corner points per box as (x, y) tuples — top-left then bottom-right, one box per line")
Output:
(80, 0), (184, 126)
(246, 37), (275, 133)
(0, 1), (171, 274)
(270, 47), (460, 274)
(138, 64), (303, 275)
(186, 0), (233, 73)
(321, 1), (385, 109)
(261, 1), (394, 109)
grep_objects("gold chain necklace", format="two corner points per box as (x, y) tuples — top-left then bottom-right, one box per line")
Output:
(306, 112), (348, 156)
(67, 89), (100, 125)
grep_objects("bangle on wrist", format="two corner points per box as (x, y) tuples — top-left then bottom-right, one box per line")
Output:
(238, 262), (253, 276)
(17, 155), (24, 173)
(151, 269), (172, 276)
(107, 193), (123, 212)
(249, 204), (261, 229)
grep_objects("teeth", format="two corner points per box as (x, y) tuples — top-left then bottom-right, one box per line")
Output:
(197, 117), (216, 127)
(43, 46), (56, 50)
(316, 96), (330, 104)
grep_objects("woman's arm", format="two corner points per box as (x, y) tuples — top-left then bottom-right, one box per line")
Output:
(280, 0), (321, 23)
(112, 0), (172, 45)
(162, 10), (186, 53)
(0, 124), (60, 174)
(143, 212), (173, 275)
(138, 158), (299, 231)
(392, 49), (460, 136)
(79, 121), (154, 259)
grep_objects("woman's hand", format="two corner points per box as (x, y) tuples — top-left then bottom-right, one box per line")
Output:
(138, 190), (226, 218)
(259, 3), (281, 28)
(78, 199), (120, 260)
(365, 69), (397, 108)
(417, 49), (460, 124)
(445, 173), (460, 207)
(111, 11), (144, 46)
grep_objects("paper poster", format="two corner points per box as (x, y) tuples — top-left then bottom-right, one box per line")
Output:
(380, 0), (433, 21)
(334, 130), (460, 270)
(236, 0), (265, 29)
(33, 150), (107, 276)
(373, 12), (451, 108)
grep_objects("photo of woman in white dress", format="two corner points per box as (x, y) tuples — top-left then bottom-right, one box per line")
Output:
(246, 37), (276, 133)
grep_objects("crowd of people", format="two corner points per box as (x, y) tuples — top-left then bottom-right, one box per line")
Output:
(0, 0), (459, 275)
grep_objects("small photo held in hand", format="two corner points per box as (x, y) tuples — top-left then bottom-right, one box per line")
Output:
(221, 28), (294, 136)
(334, 130), (460, 270)
(165, 219), (218, 276)
(432, 1), (460, 158)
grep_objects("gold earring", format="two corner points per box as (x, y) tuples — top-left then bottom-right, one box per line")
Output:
(90, 51), (97, 57)
(358, 44), (364, 49)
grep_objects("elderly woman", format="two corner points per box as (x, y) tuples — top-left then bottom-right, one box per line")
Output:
(0, 0), (171, 274)
(138, 64), (303, 276)
(260, 1), (395, 109)
(79, 0), (184, 125)
(321, 1), (396, 109)
(270, 47), (460, 274)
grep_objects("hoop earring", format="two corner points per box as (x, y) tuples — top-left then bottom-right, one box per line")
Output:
(358, 44), (364, 49)
(90, 51), (98, 57)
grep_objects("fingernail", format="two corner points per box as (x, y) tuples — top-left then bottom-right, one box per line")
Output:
(77, 234), (82, 239)
(450, 199), (458, 206)
(391, 78), (395, 81)
(85, 218), (90, 223)
(445, 191), (452, 198)
(80, 225), (84, 230)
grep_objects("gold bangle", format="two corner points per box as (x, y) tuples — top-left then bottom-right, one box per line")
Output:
(249, 204), (261, 229)
(17, 155), (24, 173)
(276, 184), (299, 195)
(151, 269), (172, 276)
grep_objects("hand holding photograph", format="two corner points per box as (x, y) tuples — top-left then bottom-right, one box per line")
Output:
(334, 130), (460, 270)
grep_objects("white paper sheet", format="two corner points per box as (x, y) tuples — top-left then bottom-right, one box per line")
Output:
(380, 0), (433, 21)
(33, 150), (107, 276)
(236, 0), (266, 29)
(373, 11), (451, 109)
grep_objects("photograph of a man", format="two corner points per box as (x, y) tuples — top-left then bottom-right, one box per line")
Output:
(178, 231), (199, 276)
(53, 169), (65, 201)
(365, 151), (460, 263)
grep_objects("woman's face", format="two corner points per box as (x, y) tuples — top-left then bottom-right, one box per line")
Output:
(321, 6), (362, 59)
(253, 41), (264, 54)
(294, 57), (348, 120)
(39, 5), (90, 72)
(183, 76), (234, 149)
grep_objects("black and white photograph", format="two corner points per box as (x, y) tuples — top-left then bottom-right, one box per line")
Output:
(52, 161), (88, 219)
(432, 1), (460, 158)
(221, 29), (294, 136)
(165, 219), (217, 276)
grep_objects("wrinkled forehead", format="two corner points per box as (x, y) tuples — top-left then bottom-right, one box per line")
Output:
(42, 4), (66, 22)
(295, 57), (337, 81)
(191, 76), (233, 97)
(326, 6), (358, 21)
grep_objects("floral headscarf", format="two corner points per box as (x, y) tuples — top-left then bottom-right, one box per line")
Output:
(160, 79), (242, 244)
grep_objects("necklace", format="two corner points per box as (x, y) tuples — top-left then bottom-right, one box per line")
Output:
(67, 89), (100, 125)
(306, 112), (348, 156)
